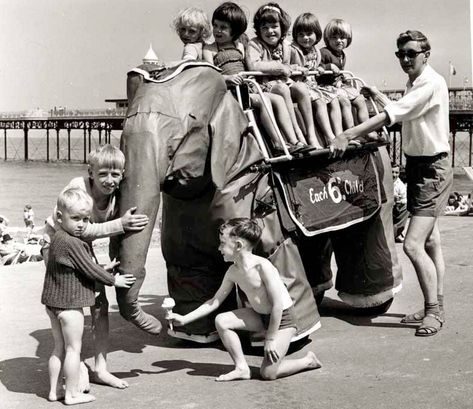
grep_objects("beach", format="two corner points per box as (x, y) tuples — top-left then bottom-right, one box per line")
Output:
(1, 216), (473, 409)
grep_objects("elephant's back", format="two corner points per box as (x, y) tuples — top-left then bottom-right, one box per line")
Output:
(126, 65), (227, 120)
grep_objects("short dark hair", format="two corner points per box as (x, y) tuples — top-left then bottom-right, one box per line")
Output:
(212, 2), (247, 40)
(253, 2), (291, 40)
(220, 217), (262, 247)
(292, 13), (322, 45)
(397, 30), (431, 52)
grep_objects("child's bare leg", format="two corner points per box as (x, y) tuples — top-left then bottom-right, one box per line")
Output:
(339, 94), (354, 130)
(214, 308), (265, 382)
(260, 327), (322, 380)
(328, 98), (344, 136)
(312, 99), (336, 146)
(352, 95), (379, 139)
(91, 294), (128, 389)
(46, 307), (65, 402)
(290, 83), (319, 147)
(249, 94), (284, 149)
(59, 309), (96, 405)
(269, 93), (299, 146)
(271, 84), (305, 144)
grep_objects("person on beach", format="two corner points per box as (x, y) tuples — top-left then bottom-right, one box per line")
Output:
(392, 163), (408, 243)
(202, 1), (303, 153)
(167, 217), (321, 381)
(173, 7), (212, 61)
(42, 144), (150, 390)
(247, 3), (320, 150)
(23, 204), (35, 239)
(41, 188), (136, 404)
(330, 30), (452, 337)
(291, 12), (338, 147)
(318, 19), (377, 140)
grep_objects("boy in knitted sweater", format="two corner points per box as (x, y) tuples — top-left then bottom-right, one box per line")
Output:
(42, 144), (151, 391)
(41, 188), (136, 405)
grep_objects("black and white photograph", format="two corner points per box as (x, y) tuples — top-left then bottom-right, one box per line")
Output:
(0, 0), (472, 408)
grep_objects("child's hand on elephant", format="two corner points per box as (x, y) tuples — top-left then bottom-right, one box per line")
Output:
(104, 259), (120, 272)
(121, 207), (149, 231)
(113, 273), (136, 288)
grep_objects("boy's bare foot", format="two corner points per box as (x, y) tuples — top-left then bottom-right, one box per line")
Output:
(93, 370), (129, 389)
(306, 351), (322, 370)
(47, 392), (64, 402)
(215, 368), (251, 382)
(65, 393), (96, 405)
(78, 362), (90, 393)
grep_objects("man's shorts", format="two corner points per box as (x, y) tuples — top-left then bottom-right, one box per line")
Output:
(405, 152), (453, 217)
(261, 306), (298, 331)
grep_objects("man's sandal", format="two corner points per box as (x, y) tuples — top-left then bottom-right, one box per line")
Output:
(401, 309), (445, 324)
(415, 313), (444, 337)
(401, 309), (424, 324)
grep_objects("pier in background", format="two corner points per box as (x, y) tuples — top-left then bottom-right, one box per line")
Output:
(1, 87), (472, 168)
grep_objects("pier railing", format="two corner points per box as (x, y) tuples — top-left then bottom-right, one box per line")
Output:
(1, 88), (473, 167)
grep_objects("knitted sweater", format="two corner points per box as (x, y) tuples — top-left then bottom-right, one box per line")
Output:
(41, 230), (115, 308)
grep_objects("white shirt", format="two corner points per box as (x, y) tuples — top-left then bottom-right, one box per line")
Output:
(393, 178), (407, 204)
(384, 65), (450, 156)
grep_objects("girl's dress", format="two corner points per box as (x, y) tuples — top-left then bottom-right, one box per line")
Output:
(318, 46), (359, 103)
(291, 42), (322, 101)
(247, 37), (294, 92)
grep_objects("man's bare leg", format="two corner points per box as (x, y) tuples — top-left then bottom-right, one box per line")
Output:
(403, 215), (439, 304)
(214, 309), (265, 382)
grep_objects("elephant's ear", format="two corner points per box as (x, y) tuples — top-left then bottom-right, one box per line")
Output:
(209, 93), (249, 189)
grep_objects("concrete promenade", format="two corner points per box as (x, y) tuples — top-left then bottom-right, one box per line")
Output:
(1, 216), (472, 409)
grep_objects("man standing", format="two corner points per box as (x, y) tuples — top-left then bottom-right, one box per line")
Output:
(330, 30), (452, 337)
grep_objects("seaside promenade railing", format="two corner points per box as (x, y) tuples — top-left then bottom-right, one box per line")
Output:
(0, 108), (126, 162)
(1, 87), (473, 167)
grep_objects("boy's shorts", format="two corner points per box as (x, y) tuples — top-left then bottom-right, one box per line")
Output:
(405, 152), (453, 217)
(261, 306), (297, 331)
(46, 305), (83, 317)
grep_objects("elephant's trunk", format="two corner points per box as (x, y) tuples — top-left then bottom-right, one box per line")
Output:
(113, 108), (166, 335)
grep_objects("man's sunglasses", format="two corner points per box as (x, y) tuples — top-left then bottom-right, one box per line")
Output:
(395, 50), (425, 59)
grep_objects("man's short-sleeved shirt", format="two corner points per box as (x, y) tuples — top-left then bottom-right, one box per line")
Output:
(384, 65), (450, 156)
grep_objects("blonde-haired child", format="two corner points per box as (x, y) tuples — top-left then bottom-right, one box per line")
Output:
(247, 2), (321, 150)
(173, 7), (212, 61)
(291, 12), (340, 146)
(42, 144), (151, 392)
(319, 18), (376, 138)
(42, 188), (136, 404)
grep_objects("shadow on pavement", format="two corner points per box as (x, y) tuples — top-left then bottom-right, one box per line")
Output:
(319, 296), (419, 329)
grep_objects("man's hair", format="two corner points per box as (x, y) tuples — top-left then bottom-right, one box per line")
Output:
(173, 7), (212, 41)
(292, 13), (322, 45)
(323, 19), (352, 48)
(57, 188), (93, 213)
(253, 2), (291, 39)
(396, 30), (431, 52)
(220, 217), (262, 247)
(212, 2), (248, 40)
(88, 144), (125, 171)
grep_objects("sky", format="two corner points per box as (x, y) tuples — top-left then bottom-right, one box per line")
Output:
(0, 0), (471, 111)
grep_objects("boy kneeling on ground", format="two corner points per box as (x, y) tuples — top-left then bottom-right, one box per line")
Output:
(168, 217), (321, 381)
